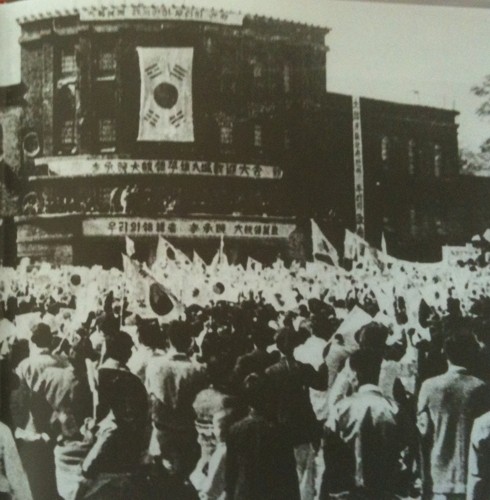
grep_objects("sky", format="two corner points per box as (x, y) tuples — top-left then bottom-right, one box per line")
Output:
(0, 0), (489, 150)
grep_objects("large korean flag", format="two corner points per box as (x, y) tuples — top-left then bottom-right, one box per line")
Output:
(137, 47), (194, 142)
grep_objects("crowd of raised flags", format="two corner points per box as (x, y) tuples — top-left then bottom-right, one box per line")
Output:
(1, 221), (489, 358)
(1, 221), (490, 499)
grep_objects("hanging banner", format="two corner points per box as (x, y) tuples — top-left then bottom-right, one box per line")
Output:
(35, 157), (283, 180)
(79, 5), (244, 25)
(137, 47), (194, 142)
(352, 96), (365, 238)
(83, 217), (296, 239)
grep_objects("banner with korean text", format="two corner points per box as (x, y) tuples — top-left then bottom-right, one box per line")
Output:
(35, 157), (283, 180)
(352, 96), (365, 238)
(83, 217), (296, 239)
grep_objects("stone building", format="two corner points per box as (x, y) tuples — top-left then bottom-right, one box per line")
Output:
(15, 4), (329, 265)
(9, 3), (468, 265)
(323, 93), (460, 261)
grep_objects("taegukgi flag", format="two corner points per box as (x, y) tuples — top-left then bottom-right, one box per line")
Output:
(137, 47), (194, 142)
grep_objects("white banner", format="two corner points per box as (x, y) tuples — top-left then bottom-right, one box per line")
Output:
(352, 96), (365, 238)
(83, 217), (296, 239)
(137, 47), (194, 142)
(80, 4), (244, 25)
(35, 157), (283, 180)
(442, 245), (480, 265)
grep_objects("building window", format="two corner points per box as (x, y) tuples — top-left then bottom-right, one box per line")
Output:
(61, 48), (76, 76)
(61, 120), (75, 145)
(408, 139), (416, 176)
(97, 49), (116, 75)
(284, 129), (291, 150)
(434, 144), (442, 177)
(220, 125), (233, 145)
(253, 62), (263, 79)
(381, 136), (390, 162)
(283, 64), (291, 93)
(409, 208), (417, 237)
(254, 125), (262, 148)
(98, 118), (116, 145)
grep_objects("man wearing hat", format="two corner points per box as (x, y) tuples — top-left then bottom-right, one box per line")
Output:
(15, 322), (69, 500)
(146, 320), (207, 487)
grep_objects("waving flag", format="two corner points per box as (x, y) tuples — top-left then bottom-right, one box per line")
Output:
(137, 47), (194, 142)
(311, 220), (339, 266)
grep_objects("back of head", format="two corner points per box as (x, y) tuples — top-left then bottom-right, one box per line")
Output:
(167, 320), (192, 353)
(137, 319), (161, 349)
(355, 322), (391, 352)
(105, 330), (134, 364)
(243, 373), (267, 412)
(96, 313), (119, 337)
(31, 322), (52, 349)
(275, 327), (300, 357)
(350, 348), (383, 386)
(444, 332), (479, 370)
(251, 325), (271, 350)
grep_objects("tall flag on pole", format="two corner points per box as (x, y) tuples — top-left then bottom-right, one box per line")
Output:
(211, 235), (228, 269)
(311, 219), (339, 266)
(137, 47), (194, 142)
(381, 232), (388, 254)
(125, 236), (136, 258)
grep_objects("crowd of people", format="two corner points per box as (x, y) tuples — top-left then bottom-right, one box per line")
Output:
(1, 234), (490, 500)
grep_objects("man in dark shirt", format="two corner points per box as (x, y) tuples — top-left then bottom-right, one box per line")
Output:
(231, 326), (278, 390)
(225, 374), (299, 500)
(265, 327), (328, 496)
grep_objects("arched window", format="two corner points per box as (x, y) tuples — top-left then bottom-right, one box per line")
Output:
(56, 84), (76, 152)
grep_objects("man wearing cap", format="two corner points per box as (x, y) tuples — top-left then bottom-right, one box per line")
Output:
(15, 322), (69, 500)
(146, 320), (207, 484)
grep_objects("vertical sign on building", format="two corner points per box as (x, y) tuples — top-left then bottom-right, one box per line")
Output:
(352, 96), (365, 238)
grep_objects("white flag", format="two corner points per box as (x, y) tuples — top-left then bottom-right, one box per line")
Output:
(137, 47), (194, 142)
(311, 220), (339, 266)
(125, 236), (136, 258)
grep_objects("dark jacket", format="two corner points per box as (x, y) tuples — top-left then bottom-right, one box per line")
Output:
(231, 349), (279, 389)
(225, 411), (299, 500)
(265, 357), (328, 445)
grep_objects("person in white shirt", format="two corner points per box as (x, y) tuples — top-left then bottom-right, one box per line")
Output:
(0, 421), (33, 500)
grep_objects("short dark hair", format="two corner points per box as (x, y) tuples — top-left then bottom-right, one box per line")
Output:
(350, 348), (383, 386)
(105, 330), (133, 363)
(444, 332), (479, 369)
(95, 313), (119, 337)
(137, 320), (161, 349)
(355, 322), (391, 352)
(275, 327), (300, 356)
(31, 323), (52, 348)
(167, 320), (193, 353)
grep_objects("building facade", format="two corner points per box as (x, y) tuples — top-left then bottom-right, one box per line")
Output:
(324, 93), (461, 261)
(7, 3), (478, 266)
(16, 5), (329, 265)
